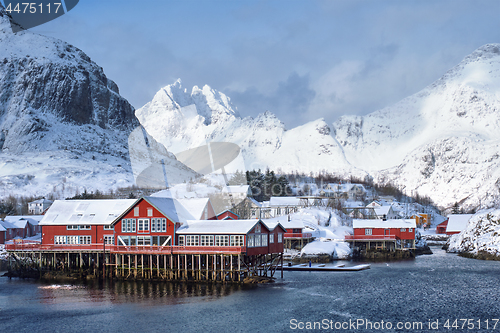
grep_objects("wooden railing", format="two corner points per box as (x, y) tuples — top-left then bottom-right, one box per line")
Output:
(284, 233), (313, 239)
(5, 243), (247, 254)
(344, 235), (397, 240)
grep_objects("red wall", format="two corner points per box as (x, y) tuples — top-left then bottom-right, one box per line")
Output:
(354, 227), (415, 240)
(267, 225), (285, 254)
(246, 222), (272, 256)
(42, 225), (113, 245)
(0, 231), (5, 244)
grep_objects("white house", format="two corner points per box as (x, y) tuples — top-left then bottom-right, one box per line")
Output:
(28, 198), (53, 215)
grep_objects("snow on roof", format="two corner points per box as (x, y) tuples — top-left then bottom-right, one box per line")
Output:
(176, 219), (263, 234)
(40, 199), (136, 226)
(143, 197), (195, 223)
(262, 215), (305, 230)
(269, 196), (301, 207)
(0, 225), (6, 232)
(260, 220), (287, 232)
(344, 201), (365, 208)
(446, 214), (474, 233)
(175, 198), (211, 220)
(372, 206), (393, 215)
(353, 219), (416, 229)
(221, 185), (250, 194)
(248, 197), (261, 207)
(2, 215), (43, 228)
(29, 198), (53, 205)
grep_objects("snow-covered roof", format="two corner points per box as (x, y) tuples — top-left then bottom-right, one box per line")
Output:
(40, 199), (136, 226)
(269, 196), (301, 207)
(344, 201), (365, 208)
(372, 206), (393, 216)
(29, 198), (53, 205)
(353, 219), (416, 229)
(176, 219), (264, 234)
(262, 215), (304, 230)
(261, 220), (287, 232)
(176, 198), (212, 220)
(247, 197), (261, 207)
(2, 215), (43, 228)
(143, 197), (195, 223)
(221, 185), (250, 194)
(446, 214), (473, 233)
(0, 225), (6, 232)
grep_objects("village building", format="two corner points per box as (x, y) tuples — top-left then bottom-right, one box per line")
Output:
(0, 216), (43, 242)
(446, 214), (473, 235)
(39, 199), (137, 246)
(216, 209), (240, 220)
(436, 219), (448, 234)
(28, 198), (53, 215)
(175, 198), (216, 220)
(345, 219), (417, 251)
(0, 224), (6, 244)
(322, 183), (367, 200)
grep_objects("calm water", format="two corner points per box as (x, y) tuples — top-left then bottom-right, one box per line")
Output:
(1, 247), (500, 332)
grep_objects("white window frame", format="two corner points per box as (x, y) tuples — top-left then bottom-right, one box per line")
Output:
(201, 235), (214, 246)
(67, 235), (79, 244)
(138, 218), (149, 232)
(401, 228), (406, 232)
(215, 235), (229, 246)
(255, 234), (262, 247)
(277, 233), (283, 243)
(247, 235), (254, 247)
(261, 234), (268, 246)
(134, 207), (139, 216)
(79, 236), (91, 244)
(365, 229), (373, 235)
(186, 235), (199, 246)
(103, 225), (114, 230)
(178, 235), (185, 246)
(147, 208), (153, 217)
(269, 234), (274, 243)
(54, 236), (67, 244)
(104, 235), (114, 245)
(230, 235), (244, 246)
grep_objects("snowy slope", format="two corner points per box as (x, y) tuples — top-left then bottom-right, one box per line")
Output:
(333, 44), (500, 210)
(448, 209), (500, 257)
(0, 9), (197, 198)
(136, 80), (359, 175)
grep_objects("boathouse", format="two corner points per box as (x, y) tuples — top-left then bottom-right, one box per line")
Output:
(446, 214), (473, 235)
(216, 209), (239, 220)
(345, 219), (416, 251)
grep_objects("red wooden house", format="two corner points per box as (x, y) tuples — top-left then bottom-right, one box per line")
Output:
(111, 196), (195, 247)
(39, 199), (137, 246)
(436, 219), (448, 234)
(216, 209), (239, 220)
(446, 214), (473, 235)
(0, 225), (6, 244)
(176, 219), (285, 255)
(262, 221), (287, 254)
(346, 219), (417, 250)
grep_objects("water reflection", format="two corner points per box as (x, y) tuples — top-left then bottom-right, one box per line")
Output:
(36, 280), (251, 306)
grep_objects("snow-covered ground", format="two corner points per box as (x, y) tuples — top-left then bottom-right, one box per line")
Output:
(270, 207), (353, 259)
(0, 245), (7, 261)
(448, 209), (500, 256)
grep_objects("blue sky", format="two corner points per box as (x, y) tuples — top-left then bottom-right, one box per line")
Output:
(31, 0), (500, 128)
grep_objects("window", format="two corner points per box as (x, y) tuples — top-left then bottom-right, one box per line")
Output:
(215, 235), (229, 246)
(365, 229), (372, 235)
(255, 234), (262, 247)
(67, 236), (79, 244)
(67, 225), (79, 230)
(104, 235), (114, 245)
(121, 219), (136, 233)
(138, 219), (149, 231)
(186, 235), (199, 246)
(54, 236), (66, 244)
(247, 235), (254, 247)
(80, 225), (91, 230)
(103, 225), (114, 230)
(277, 233), (283, 243)
(134, 207), (139, 216)
(269, 234), (274, 243)
(409, 228), (413, 232)
(261, 234), (268, 246)
(137, 236), (151, 246)
(401, 228), (406, 232)
(178, 235), (185, 246)
(147, 208), (153, 217)
(201, 235), (214, 246)
(230, 235), (244, 246)
(159, 236), (171, 246)
(255, 224), (261, 233)
(79, 236), (91, 244)
(151, 218), (166, 232)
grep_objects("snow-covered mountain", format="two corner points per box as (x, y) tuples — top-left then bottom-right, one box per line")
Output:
(333, 44), (500, 210)
(0, 9), (197, 198)
(136, 79), (359, 176)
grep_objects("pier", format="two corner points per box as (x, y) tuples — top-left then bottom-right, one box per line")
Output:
(5, 243), (283, 282)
